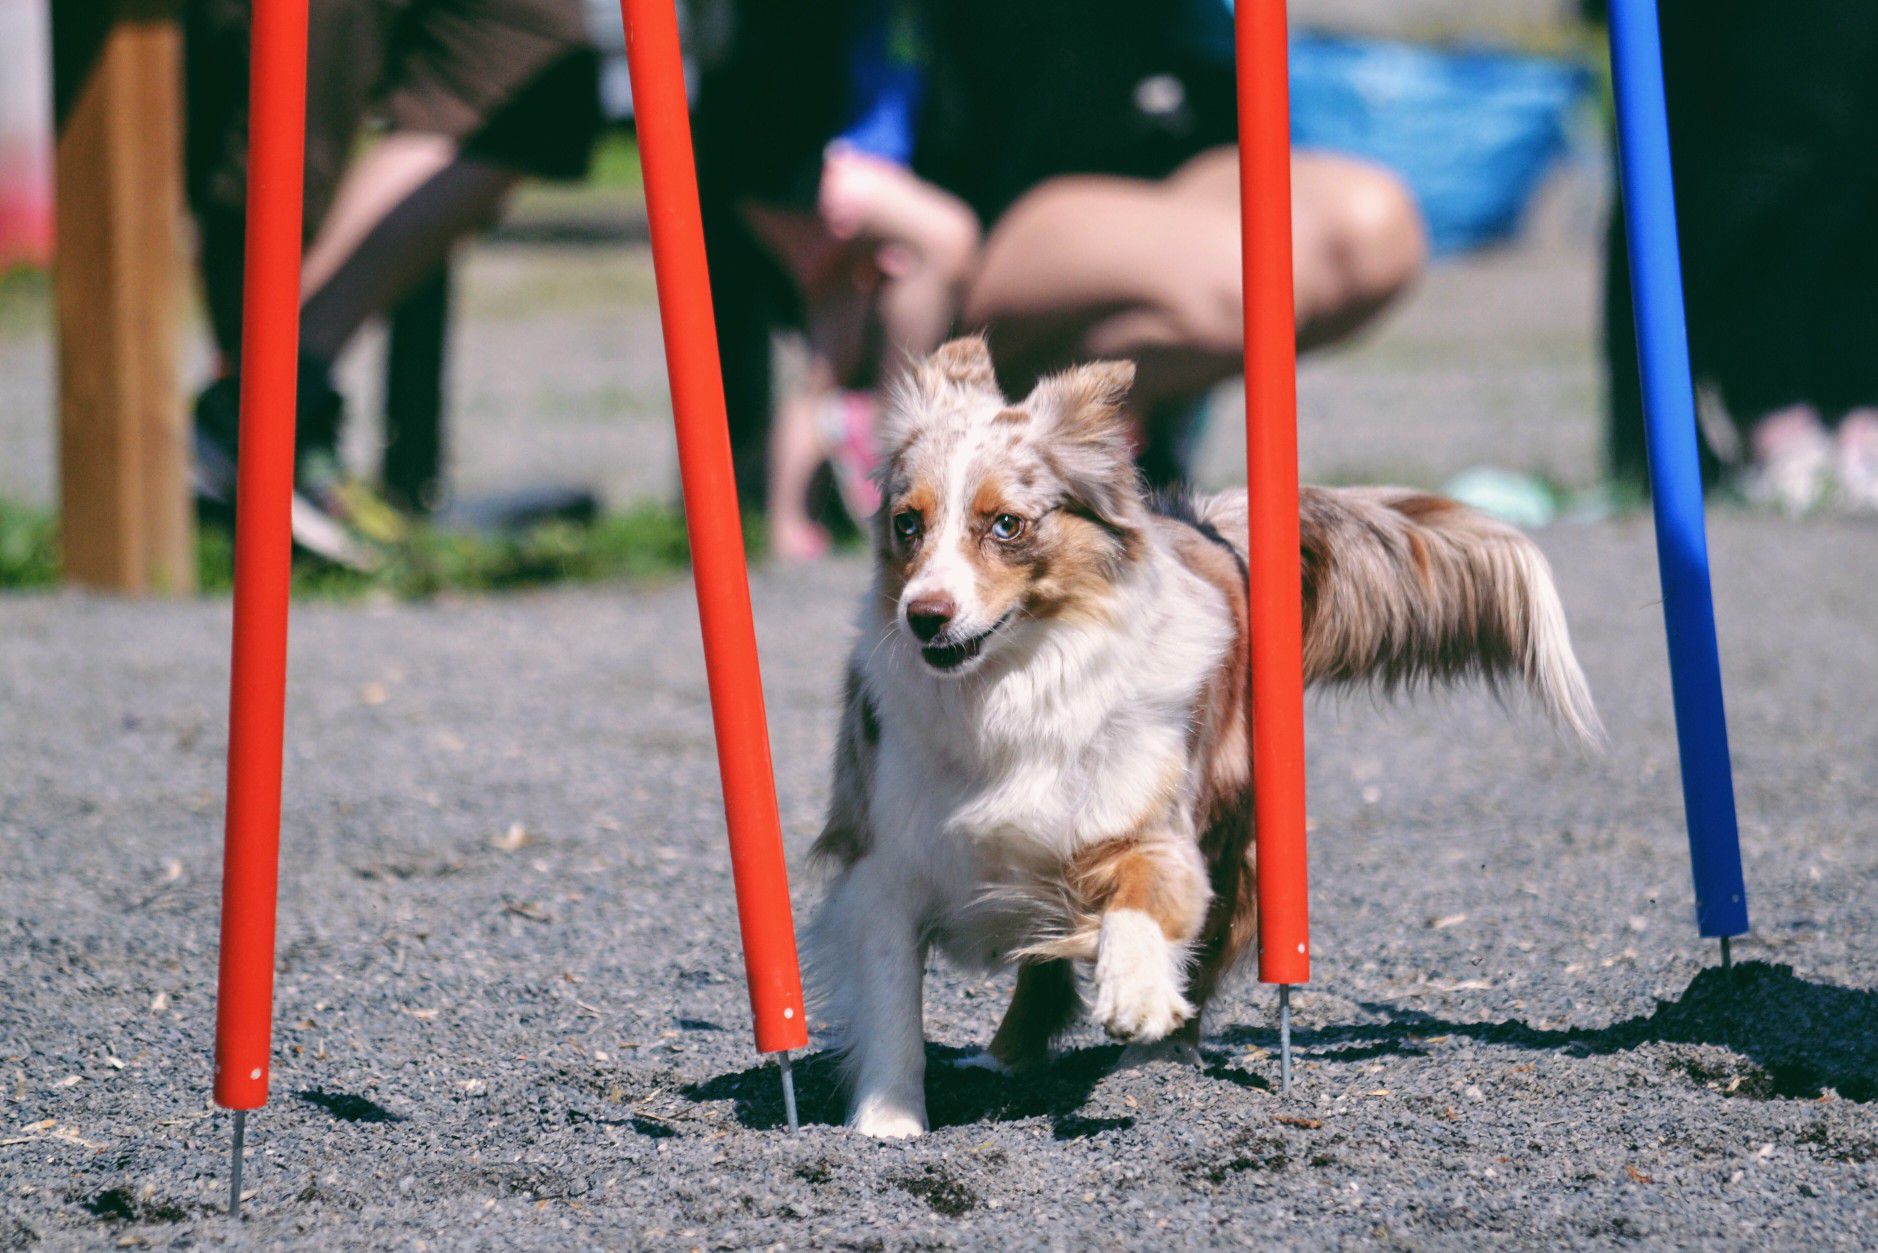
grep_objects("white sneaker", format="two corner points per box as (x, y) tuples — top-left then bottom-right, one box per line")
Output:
(1742, 406), (1833, 517)
(1833, 410), (1878, 515)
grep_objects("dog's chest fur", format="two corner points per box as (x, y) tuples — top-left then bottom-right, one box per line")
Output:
(856, 532), (1233, 964)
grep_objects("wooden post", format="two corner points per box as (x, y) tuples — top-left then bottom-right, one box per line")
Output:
(51, 0), (194, 594)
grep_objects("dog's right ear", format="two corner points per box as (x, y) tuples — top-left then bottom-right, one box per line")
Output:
(882, 335), (1003, 463)
(1026, 359), (1145, 535)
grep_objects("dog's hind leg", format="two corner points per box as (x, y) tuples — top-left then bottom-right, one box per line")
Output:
(974, 959), (1080, 1072)
(1153, 907), (1243, 1066)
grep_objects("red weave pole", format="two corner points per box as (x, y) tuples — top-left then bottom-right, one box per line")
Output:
(213, 0), (310, 1110)
(1236, 0), (1311, 987)
(620, 0), (808, 1055)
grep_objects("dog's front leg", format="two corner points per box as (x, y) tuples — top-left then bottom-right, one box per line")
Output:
(1084, 839), (1209, 1043)
(814, 859), (930, 1138)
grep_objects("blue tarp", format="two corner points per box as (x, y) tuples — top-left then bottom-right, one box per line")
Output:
(1288, 34), (1593, 254)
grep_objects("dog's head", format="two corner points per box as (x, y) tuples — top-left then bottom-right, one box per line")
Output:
(873, 336), (1148, 677)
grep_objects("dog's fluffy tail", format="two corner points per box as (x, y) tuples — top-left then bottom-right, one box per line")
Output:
(1194, 486), (1602, 745)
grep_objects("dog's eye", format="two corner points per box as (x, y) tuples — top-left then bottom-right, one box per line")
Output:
(989, 513), (1026, 542)
(892, 510), (922, 541)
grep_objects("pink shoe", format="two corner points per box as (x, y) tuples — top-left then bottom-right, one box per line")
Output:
(1834, 410), (1878, 515)
(822, 390), (881, 524)
(1743, 406), (1832, 516)
(770, 514), (832, 564)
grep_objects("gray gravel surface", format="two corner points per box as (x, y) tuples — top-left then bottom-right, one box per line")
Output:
(3, 511), (1875, 1249)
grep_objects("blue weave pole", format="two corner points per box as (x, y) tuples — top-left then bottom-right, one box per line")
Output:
(1608, 0), (1749, 942)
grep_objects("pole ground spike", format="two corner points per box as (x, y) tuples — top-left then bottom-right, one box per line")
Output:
(1719, 935), (1732, 978)
(778, 1051), (800, 1132)
(228, 1110), (247, 1219)
(1278, 985), (1293, 1095)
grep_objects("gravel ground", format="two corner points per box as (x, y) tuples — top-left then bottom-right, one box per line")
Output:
(2, 509), (1874, 1249)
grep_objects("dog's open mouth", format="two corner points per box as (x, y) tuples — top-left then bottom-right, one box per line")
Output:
(919, 614), (1011, 673)
(920, 633), (987, 672)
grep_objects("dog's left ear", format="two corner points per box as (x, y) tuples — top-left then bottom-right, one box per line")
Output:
(1027, 360), (1145, 534)
(923, 335), (1000, 392)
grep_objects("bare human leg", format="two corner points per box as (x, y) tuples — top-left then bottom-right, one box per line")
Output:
(820, 147), (982, 368)
(962, 148), (1425, 457)
(747, 159), (981, 560)
(742, 205), (879, 560)
(766, 359), (841, 562)
(298, 133), (521, 364)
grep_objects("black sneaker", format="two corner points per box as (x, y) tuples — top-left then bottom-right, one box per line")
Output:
(192, 370), (402, 569)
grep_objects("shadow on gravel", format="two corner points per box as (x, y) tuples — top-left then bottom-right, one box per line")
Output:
(684, 1041), (1267, 1136)
(296, 1089), (405, 1123)
(78, 1188), (190, 1225)
(1220, 962), (1874, 1103)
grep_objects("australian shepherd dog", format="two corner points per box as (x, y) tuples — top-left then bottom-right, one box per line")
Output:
(808, 337), (1600, 1138)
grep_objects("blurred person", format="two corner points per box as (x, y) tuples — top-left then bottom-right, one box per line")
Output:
(736, 3), (980, 561)
(927, 0), (1426, 486)
(695, 0), (1426, 539)
(185, 0), (602, 562)
(1597, 0), (1878, 514)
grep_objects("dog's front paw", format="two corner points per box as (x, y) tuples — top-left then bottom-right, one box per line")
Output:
(1092, 910), (1193, 1042)
(849, 1094), (928, 1139)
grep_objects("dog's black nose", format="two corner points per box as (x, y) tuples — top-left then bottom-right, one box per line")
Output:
(906, 596), (956, 643)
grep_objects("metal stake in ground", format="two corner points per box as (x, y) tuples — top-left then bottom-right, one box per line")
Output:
(1608, 0), (1750, 963)
(1278, 985), (1293, 1094)
(619, 0), (810, 1100)
(227, 1110), (247, 1216)
(1235, 0), (1311, 1090)
(212, 0), (312, 1218)
(778, 1050), (800, 1132)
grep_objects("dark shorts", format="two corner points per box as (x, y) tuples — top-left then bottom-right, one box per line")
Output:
(694, 0), (1239, 227)
(916, 0), (1240, 226)
(186, 0), (602, 235)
